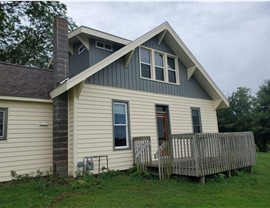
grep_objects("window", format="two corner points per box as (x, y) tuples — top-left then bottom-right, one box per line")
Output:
(113, 102), (130, 149)
(191, 108), (202, 133)
(155, 52), (164, 81)
(0, 108), (7, 140)
(78, 44), (86, 55)
(95, 41), (113, 51)
(167, 56), (176, 83)
(139, 46), (178, 84)
(140, 47), (151, 79)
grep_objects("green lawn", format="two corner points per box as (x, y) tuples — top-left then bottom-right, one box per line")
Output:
(1, 153), (269, 208)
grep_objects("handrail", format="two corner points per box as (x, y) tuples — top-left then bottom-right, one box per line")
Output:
(154, 141), (173, 180)
(133, 136), (152, 172)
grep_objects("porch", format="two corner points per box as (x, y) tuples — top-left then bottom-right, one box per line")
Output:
(133, 132), (256, 183)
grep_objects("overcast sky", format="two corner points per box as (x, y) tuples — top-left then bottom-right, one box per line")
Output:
(64, 1), (270, 96)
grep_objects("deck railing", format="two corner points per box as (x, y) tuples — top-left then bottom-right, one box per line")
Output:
(133, 136), (152, 172)
(170, 132), (256, 177)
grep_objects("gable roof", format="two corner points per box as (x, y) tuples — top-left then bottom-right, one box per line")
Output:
(50, 22), (229, 109)
(0, 62), (53, 100)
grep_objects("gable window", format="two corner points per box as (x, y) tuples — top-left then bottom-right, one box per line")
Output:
(191, 108), (202, 133)
(0, 108), (8, 140)
(155, 52), (164, 81)
(167, 56), (176, 83)
(113, 102), (130, 149)
(140, 47), (151, 79)
(139, 46), (179, 84)
(78, 44), (86, 55)
(96, 41), (113, 51)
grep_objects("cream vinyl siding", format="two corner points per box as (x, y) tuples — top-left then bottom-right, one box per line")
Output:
(72, 84), (218, 173)
(0, 100), (53, 182)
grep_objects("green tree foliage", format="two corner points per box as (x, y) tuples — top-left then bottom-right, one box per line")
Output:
(217, 87), (254, 132)
(0, 1), (77, 68)
(252, 80), (270, 152)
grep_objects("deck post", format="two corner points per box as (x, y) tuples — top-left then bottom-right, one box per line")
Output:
(246, 166), (253, 174)
(225, 170), (231, 178)
(199, 176), (205, 184)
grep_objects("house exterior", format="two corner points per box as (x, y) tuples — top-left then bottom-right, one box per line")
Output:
(0, 17), (228, 182)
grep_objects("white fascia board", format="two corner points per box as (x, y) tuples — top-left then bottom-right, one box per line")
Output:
(63, 23), (169, 92)
(69, 26), (131, 45)
(50, 82), (68, 98)
(165, 24), (229, 108)
(0, 96), (52, 103)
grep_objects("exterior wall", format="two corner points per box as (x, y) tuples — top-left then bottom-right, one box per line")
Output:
(72, 84), (218, 173)
(0, 100), (53, 182)
(88, 38), (211, 100)
(69, 38), (124, 77)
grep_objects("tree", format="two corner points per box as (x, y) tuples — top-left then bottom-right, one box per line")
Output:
(0, 1), (76, 68)
(217, 87), (254, 132)
(252, 80), (270, 152)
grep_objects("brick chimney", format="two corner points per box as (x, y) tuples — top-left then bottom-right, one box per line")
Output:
(52, 17), (69, 175)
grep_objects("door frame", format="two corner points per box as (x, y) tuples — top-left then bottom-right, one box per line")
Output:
(155, 104), (171, 147)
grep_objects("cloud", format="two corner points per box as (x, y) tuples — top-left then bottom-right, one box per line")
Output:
(65, 1), (270, 95)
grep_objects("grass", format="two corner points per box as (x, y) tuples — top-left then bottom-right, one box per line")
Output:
(0, 153), (269, 208)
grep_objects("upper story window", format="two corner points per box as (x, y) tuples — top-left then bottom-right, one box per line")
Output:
(78, 44), (86, 55)
(191, 108), (202, 133)
(167, 56), (176, 83)
(139, 46), (179, 84)
(140, 47), (151, 79)
(0, 108), (8, 140)
(96, 41), (113, 51)
(155, 52), (164, 81)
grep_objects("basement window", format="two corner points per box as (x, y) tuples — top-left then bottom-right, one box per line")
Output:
(78, 44), (86, 55)
(95, 41), (113, 51)
(0, 108), (8, 140)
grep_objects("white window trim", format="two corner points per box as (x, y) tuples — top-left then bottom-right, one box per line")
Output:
(95, 40), (113, 52)
(139, 46), (180, 85)
(0, 109), (7, 140)
(113, 102), (129, 150)
(78, 44), (86, 55)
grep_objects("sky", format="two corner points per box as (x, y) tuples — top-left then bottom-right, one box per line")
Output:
(64, 1), (270, 96)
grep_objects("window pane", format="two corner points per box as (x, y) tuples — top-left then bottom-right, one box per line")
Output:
(167, 57), (175, 70)
(141, 64), (151, 78)
(0, 112), (3, 123)
(96, 42), (103, 48)
(155, 67), (164, 81)
(193, 126), (201, 133)
(192, 110), (199, 117)
(0, 124), (3, 136)
(114, 104), (125, 114)
(114, 114), (126, 124)
(105, 44), (112, 50)
(168, 70), (176, 83)
(114, 126), (127, 147)
(140, 48), (150, 63)
(155, 52), (163, 67)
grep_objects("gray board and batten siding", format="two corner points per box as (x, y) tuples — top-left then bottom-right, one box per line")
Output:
(69, 35), (211, 100)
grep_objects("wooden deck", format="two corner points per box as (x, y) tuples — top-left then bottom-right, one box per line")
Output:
(133, 132), (256, 181)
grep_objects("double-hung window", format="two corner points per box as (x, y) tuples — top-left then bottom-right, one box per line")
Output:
(167, 56), (176, 83)
(113, 102), (129, 149)
(191, 108), (202, 133)
(0, 108), (8, 140)
(140, 47), (151, 79)
(155, 52), (164, 81)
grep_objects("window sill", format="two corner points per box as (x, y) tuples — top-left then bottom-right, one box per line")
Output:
(113, 146), (131, 151)
(140, 76), (180, 86)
